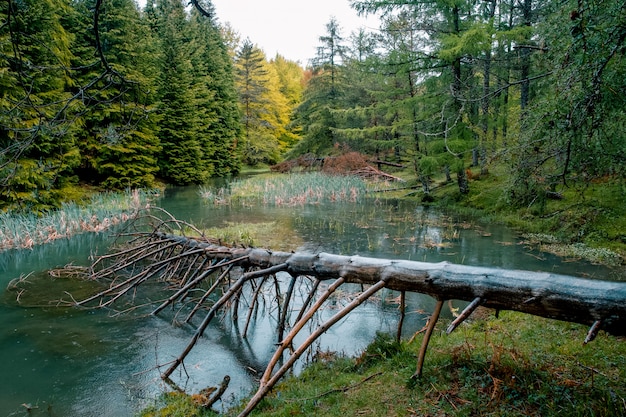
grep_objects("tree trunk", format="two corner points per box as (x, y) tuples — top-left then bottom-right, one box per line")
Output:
(128, 232), (626, 337)
(457, 167), (469, 194)
(74, 223), (626, 417)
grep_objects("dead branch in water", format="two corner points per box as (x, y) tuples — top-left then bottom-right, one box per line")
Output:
(67, 210), (626, 417)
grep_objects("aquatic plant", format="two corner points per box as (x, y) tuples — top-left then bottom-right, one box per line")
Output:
(521, 233), (623, 266)
(200, 173), (367, 207)
(198, 186), (230, 205)
(0, 189), (154, 251)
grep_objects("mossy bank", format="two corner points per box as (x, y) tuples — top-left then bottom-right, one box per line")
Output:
(140, 311), (626, 417)
(415, 165), (625, 267)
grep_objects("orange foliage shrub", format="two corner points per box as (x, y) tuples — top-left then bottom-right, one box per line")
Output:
(322, 152), (369, 175)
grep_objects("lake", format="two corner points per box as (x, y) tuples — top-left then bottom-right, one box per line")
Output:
(0, 184), (621, 416)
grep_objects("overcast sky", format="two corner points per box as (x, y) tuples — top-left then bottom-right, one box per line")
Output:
(210, 0), (377, 65)
(136, 0), (377, 65)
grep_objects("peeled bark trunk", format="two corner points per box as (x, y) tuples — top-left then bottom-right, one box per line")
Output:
(149, 232), (625, 336)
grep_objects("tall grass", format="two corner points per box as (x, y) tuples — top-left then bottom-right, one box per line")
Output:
(200, 173), (367, 207)
(0, 189), (153, 251)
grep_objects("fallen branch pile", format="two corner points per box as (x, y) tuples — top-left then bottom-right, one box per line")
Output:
(271, 151), (405, 182)
(73, 210), (626, 417)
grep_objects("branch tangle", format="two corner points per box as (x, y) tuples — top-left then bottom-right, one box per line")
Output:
(78, 230), (626, 417)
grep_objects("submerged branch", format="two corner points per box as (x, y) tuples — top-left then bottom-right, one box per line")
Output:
(68, 211), (626, 416)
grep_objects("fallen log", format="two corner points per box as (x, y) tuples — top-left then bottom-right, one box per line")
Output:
(144, 232), (626, 337)
(74, 224), (625, 417)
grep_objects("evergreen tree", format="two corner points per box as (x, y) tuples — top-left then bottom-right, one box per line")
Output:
(153, 0), (206, 184)
(189, 3), (241, 176)
(291, 18), (348, 156)
(71, 0), (161, 189)
(510, 0), (626, 205)
(0, 0), (80, 211)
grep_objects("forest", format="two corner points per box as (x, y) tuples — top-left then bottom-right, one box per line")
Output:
(1, 1), (625, 415)
(1, 0), (624, 214)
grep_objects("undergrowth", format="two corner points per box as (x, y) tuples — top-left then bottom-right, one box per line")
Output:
(139, 312), (626, 417)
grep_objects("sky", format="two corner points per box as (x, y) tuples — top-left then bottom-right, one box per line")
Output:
(209, 0), (377, 65)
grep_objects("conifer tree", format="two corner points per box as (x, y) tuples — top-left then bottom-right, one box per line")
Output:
(0, 0), (80, 211)
(291, 18), (348, 156)
(189, 2), (242, 176)
(153, 0), (206, 184)
(71, 0), (161, 189)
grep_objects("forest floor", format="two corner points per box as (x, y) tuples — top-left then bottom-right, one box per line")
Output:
(140, 311), (626, 417)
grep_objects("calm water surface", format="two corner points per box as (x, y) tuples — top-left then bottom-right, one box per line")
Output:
(0, 185), (621, 416)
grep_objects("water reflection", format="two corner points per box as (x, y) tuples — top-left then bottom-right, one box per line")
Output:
(0, 185), (622, 416)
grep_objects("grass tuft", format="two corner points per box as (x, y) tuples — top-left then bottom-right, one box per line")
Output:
(200, 173), (367, 207)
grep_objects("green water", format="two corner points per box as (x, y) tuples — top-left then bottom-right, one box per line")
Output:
(0, 185), (621, 417)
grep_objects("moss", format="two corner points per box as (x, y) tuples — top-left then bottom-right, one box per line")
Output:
(428, 166), (626, 263)
(139, 392), (218, 417)
(220, 312), (626, 417)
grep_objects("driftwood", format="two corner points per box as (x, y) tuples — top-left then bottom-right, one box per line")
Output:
(73, 213), (626, 417)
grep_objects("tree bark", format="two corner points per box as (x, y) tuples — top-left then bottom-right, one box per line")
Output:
(147, 232), (626, 337)
(76, 228), (626, 417)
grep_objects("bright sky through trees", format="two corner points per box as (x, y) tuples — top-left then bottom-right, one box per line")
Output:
(137, 0), (376, 65)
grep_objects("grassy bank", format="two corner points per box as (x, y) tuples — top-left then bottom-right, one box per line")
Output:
(416, 165), (625, 266)
(0, 188), (154, 251)
(140, 311), (626, 417)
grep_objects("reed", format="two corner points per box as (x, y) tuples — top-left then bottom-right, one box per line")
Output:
(0, 189), (153, 251)
(200, 173), (367, 207)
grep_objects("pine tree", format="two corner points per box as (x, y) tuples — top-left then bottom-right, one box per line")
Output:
(71, 0), (161, 189)
(0, 0), (80, 211)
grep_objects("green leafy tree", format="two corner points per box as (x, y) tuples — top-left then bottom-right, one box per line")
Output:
(234, 40), (290, 165)
(269, 54), (304, 151)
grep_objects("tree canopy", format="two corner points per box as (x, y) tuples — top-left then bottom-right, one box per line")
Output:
(1, 0), (623, 212)
(284, 0), (624, 200)
(0, 0), (243, 210)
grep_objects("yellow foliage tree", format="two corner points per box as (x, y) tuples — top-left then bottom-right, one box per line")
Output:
(234, 40), (303, 165)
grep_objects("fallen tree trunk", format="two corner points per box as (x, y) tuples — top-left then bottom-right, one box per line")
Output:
(150, 232), (626, 336)
(73, 221), (625, 417)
